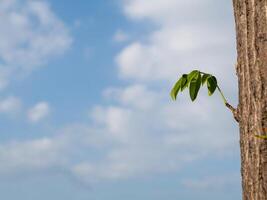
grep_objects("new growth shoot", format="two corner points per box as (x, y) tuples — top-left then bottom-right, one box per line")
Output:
(170, 70), (267, 139)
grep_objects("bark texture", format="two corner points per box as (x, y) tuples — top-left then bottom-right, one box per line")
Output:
(233, 0), (267, 199)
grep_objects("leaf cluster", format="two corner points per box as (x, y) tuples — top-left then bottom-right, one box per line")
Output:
(170, 70), (218, 101)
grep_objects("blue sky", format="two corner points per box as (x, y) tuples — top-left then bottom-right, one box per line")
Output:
(0, 0), (241, 199)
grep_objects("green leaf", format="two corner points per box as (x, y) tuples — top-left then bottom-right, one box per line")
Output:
(183, 70), (199, 89)
(181, 74), (188, 91)
(170, 77), (183, 100)
(202, 74), (210, 85)
(207, 76), (217, 96)
(255, 135), (267, 139)
(189, 72), (201, 101)
(187, 70), (199, 83)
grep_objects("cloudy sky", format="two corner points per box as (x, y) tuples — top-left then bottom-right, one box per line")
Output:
(0, 0), (241, 199)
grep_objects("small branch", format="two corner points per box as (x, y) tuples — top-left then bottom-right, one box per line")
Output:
(225, 102), (236, 113)
(225, 102), (239, 122)
(216, 85), (239, 122)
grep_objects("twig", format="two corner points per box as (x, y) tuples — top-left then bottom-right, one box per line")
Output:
(225, 102), (239, 122)
(216, 85), (239, 122)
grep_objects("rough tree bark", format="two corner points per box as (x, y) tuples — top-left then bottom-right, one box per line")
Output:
(232, 0), (267, 199)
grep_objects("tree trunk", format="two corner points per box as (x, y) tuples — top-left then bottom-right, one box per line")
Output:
(232, 0), (267, 199)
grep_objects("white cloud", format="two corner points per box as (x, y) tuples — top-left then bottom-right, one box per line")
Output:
(103, 84), (159, 109)
(122, 0), (208, 23)
(90, 0), (237, 181)
(0, 96), (21, 116)
(116, 25), (235, 82)
(0, 0), (72, 89)
(27, 102), (50, 123)
(0, 0), (239, 185)
(69, 83), (238, 182)
(0, 93), (238, 181)
(0, 137), (68, 175)
(117, 0), (236, 85)
(0, 88), (238, 181)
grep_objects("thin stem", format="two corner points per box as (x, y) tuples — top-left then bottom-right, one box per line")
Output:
(198, 70), (239, 121)
(216, 85), (239, 122)
(200, 70), (227, 105)
(216, 85), (227, 105)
